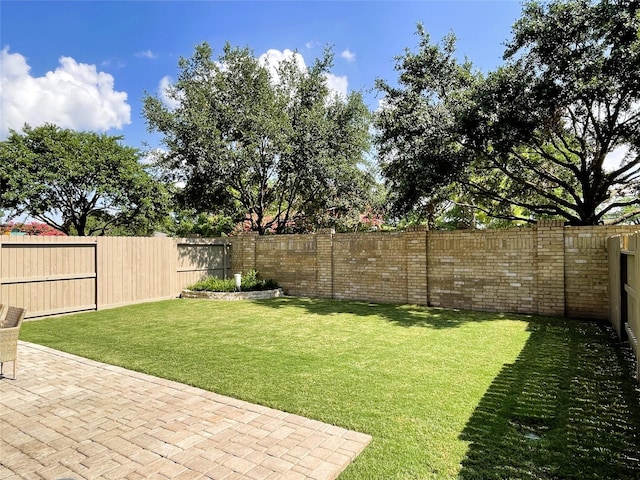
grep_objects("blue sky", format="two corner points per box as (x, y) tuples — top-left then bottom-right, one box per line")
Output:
(1, 1), (524, 151)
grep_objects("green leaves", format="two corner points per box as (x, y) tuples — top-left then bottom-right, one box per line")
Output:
(375, 28), (481, 222)
(0, 124), (170, 235)
(144, 42), (374, 234)
(376, 0), (640, 226)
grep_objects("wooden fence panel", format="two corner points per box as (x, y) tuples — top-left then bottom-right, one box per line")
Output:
(97, 237), (179, 310)
(608, 236), (622, 338)
(176, 240), (230, 288)
(610, 232), (640, 381)
(0, 236), (97, 318)
(623, 234), (639, 363)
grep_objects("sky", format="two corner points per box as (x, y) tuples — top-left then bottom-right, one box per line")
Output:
(1, 0), (525, 151)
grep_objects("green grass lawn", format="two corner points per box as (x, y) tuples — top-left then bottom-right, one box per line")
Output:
(20, 297), (640, 479)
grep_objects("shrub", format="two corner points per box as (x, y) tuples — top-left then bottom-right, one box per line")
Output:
(1, 221), (66, 236)
(188, 270), (278, 292)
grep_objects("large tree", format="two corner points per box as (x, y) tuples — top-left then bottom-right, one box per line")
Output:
(143, 42), (374, 234)
(0, 124), (169, 236)
(376, 0), (640, 226)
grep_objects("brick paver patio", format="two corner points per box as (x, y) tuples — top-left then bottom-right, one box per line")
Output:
(0, 342), (371, 480)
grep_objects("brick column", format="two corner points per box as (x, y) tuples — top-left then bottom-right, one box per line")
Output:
(536, 220), (565, 316)
(405, 226), (428, 305)
(230, 232), (257, 275)
(316, 228), (335, 298)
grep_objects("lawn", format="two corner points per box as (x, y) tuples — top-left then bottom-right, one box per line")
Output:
(20, 297), (640, 479)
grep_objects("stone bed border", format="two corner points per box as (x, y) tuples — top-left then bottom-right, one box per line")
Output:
(180, 288), (284, 301)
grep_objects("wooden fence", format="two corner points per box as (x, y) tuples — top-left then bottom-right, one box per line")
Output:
(0, 236), (230, 319)
(608, 232), (640, 380)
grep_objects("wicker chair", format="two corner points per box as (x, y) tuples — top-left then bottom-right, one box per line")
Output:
(0, 305), (26, 379)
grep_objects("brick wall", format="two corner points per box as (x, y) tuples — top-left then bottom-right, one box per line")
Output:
(427, 227), (538, 314)
(255, 234), (318, 297)
(332, 232), (408, 304)
(229, 222), (640, 318)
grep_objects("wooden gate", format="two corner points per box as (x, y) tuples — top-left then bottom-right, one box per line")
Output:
(608, 232), (640, 380)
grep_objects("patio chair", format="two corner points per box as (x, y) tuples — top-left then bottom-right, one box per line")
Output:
(0, 305), (26, 379)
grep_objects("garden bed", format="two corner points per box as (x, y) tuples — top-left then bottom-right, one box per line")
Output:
(180, 288), (284, 301)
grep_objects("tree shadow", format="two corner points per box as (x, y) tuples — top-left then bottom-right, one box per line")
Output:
(458, 318), (640, 479)
(252, 297), (640, 477)
(251, 296), (526, 329)
(176, 239), (230, 278)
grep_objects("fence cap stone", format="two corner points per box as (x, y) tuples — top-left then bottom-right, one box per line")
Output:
(537, 219), (565, 228)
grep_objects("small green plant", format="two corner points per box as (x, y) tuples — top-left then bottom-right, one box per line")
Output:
(188, 276), (234, 292)
(188, 269), (278, 292)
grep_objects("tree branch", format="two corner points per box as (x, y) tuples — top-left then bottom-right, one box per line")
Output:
(606, 207), (640, 225)
(596, 197), (640, 218)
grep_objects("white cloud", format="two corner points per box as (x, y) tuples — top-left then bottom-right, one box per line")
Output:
(341, 49), (356, 62)
(136, 49), (157, 59)
(158, 75), (181, 110)
(377, 96), (389, 112)
(258, 48), (307, 85)
(153, 48), (350, 114)
(258, 48), (348, 99)
(324, 72), (348, 99)
(140, 147), (166, 165)
(101, 57), (126, 69)
(0, 47), (131, 138)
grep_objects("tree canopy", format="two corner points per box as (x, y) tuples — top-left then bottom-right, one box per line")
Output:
(376, 0), (640, 226)
(0, 124), (169, 236)
(143, 42), (375, 234)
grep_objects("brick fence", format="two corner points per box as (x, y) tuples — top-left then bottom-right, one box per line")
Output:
(230, 221), (640, 319)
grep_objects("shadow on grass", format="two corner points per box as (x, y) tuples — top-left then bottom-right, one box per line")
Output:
(252, 296), (520, 329)
(458, 318), (640, 479)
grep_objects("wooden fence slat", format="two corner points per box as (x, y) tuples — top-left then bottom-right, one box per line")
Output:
(625, 284), (637, 299)
(630, 233), (640, 369)
(0, 273), (97, 284)
(608, 236), (622, 338)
